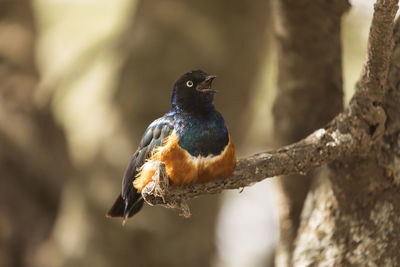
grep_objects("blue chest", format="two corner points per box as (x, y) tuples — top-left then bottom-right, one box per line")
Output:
(168, 110), (229, 157)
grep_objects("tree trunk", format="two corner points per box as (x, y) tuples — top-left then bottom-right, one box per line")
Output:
(272, 0), (349, 265)
(293, 4), (400, 266)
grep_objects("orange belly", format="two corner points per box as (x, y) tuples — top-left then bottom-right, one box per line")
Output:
(133, 132), (236, 192)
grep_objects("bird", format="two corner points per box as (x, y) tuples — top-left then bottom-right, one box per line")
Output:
(106, 70), (236, 223)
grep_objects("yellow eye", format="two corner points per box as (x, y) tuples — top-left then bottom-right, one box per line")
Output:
(186, 80), (193, 87)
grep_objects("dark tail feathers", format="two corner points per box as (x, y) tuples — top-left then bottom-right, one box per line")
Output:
(106, 190), (144, 222)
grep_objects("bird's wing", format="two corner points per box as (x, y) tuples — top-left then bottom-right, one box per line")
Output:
(107, 116), (174, 220)
(121, 117), (174, 200)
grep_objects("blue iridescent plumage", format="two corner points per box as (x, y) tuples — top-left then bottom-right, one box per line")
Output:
(166, 107), (229, 157)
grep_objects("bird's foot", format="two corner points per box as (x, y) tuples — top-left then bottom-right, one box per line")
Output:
(142, 161), (191, 218)
(142, 161), (169, 204)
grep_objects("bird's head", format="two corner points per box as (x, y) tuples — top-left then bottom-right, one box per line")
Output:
(171, 70), (217, 113)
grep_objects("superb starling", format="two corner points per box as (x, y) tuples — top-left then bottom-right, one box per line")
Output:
(107, 70), (236, 221)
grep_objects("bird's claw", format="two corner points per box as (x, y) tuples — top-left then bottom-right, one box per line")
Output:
(142, 161), (169, 204)
(142, 161), (191, 217)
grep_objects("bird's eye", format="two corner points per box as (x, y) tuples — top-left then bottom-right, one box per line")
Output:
(186, 80), (194, 87)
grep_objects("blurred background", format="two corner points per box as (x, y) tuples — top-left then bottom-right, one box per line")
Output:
(0, 0), (375, 266)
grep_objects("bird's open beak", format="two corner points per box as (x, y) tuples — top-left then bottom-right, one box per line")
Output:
(196, 75), (217, 93)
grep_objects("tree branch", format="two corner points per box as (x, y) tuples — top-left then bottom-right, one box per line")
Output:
(142, 127), (353, 207)
(358, 0), (398, 101)
(141, 0), (399, 214)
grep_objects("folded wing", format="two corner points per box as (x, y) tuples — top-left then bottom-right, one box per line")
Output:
(106, 117), (174, 220)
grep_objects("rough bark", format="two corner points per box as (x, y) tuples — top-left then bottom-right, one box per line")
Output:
(293, 1), (400, 265)
(383, 18), (400, 173)
(0, 1), (72, 266)
(271, 0), (349, 265)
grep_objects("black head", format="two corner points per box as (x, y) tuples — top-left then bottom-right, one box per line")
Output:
(171, 70), (217, 113)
